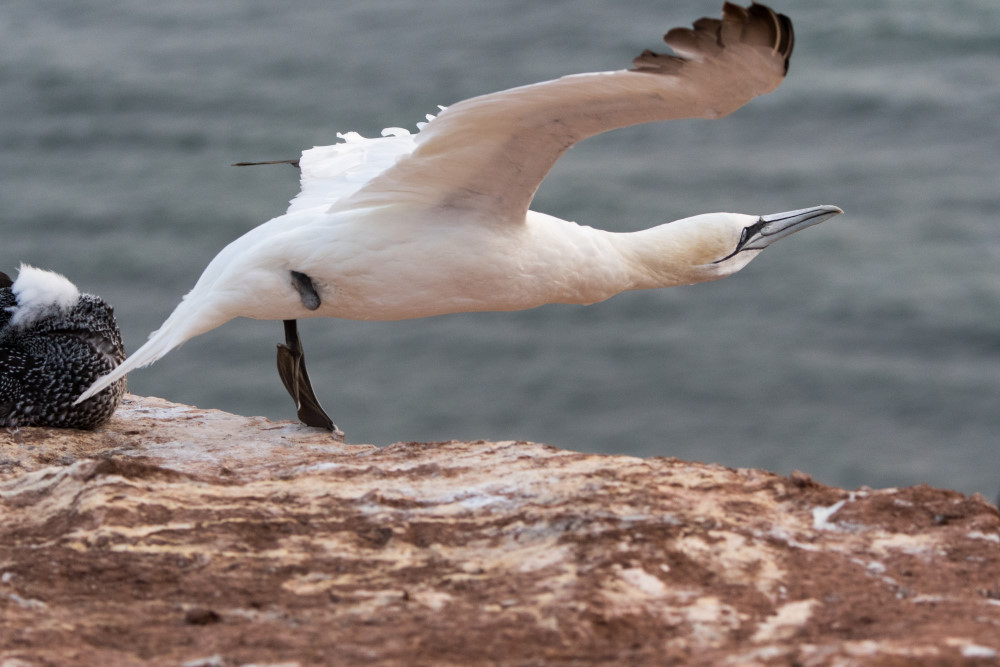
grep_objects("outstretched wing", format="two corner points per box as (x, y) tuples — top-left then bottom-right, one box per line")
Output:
(334, 2), (792, 222)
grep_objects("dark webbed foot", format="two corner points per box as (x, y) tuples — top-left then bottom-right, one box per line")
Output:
(277, 319), (341, 436)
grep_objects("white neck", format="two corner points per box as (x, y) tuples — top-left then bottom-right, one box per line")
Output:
(616, 214), (757, 289)
(519, 213), (752, 307)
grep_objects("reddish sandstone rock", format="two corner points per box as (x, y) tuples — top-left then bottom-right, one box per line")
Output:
(1, 395), (999, 665)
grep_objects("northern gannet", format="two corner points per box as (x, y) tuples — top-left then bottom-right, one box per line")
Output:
(78, 2), (841, 432)
(2, 265), (126, 429)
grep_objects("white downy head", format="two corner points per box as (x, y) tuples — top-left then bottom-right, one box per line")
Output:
(8, 264), (81, 328)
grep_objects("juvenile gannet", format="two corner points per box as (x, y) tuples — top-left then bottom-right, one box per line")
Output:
(78, 2), (842, 431)
(2, 265), (126, 429)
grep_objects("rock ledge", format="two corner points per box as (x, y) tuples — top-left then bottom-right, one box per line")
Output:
(2, 395), (999, 665)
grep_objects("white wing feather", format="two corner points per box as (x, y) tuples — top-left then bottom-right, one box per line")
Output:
(334, 2), (792, 222)
(287, 128), (420, 215)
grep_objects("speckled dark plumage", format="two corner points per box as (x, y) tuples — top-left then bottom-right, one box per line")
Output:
(0, 270), (126, 429)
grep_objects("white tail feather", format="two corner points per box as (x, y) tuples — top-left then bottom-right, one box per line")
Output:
(74, 294), (232, 404)
(73, 326), (175, 403)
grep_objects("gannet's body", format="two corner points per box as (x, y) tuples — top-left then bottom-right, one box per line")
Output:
(194, 203), (758, 323)
(79, 3), (842, 430)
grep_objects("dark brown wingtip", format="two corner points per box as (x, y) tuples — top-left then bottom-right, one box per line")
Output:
(746, 3), (794, 74)
(776, 11), (794, 74)
(633, 2), (794, 76)
(631, 48), (687, 74)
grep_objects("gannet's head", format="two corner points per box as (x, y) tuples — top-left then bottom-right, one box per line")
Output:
(693, 205), (843, 279)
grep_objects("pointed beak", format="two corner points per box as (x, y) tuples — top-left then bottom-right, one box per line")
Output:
(712, 205), (842, 265)
(750, 205), (843, 250)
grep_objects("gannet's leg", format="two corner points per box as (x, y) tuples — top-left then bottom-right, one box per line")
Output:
(277, 270), (340, 435)
(290, 270), (320, 310)
(277, 319), (340, 434)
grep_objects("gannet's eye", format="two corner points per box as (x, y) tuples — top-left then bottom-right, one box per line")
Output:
(736, 218), (769, 251)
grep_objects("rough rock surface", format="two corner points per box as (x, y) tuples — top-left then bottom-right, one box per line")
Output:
(2, 395), (1000, 666)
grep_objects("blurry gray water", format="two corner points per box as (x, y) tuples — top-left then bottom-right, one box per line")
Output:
(3, 0), (999, 495)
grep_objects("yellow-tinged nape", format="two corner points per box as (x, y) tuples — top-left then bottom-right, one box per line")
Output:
(615, 205), (843, 290)
(618, 212), (763, 289)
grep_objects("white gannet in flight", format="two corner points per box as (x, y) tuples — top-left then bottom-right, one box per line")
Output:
(78, 2), (842, 432)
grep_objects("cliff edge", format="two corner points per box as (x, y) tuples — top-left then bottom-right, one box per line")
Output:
(2, 395), (999, 665)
